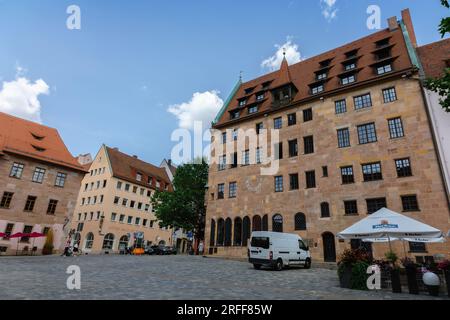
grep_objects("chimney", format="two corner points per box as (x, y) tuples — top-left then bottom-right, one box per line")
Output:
(168, 159), (172, 166)
(401, 9), (418, 48)
(133, 155), (138, 159)
(387, 16), (398, 31)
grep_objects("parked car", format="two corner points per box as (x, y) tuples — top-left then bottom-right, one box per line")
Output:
(165, 246), (177, 255)
(144, 246), (154, 255)
(248, 231), (311, 271)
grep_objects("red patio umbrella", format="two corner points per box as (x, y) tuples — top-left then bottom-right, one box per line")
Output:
(0, 233), (6, 238)
(9, 233), (30, 255)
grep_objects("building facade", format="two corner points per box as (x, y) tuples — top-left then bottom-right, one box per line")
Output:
(0, 112), (87, 255)
(205, 9), (450, 262)
(69, 145), (173, 254)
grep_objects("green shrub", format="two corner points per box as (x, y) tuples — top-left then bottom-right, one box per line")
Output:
(351, 261), (370, 290)
(42, 229), (54, 256)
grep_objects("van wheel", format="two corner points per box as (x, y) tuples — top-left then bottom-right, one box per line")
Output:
(304, 258), (311, 269)
(253, 264), (262, 270)
(274, 259), (283, 271)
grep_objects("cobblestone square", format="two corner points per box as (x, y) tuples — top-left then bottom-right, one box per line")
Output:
(0, 255), (447, 300)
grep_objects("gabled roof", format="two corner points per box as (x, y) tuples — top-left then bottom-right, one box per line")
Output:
(213, 13), (416, 128)
(0, 112), (86, 172)
(105, 146), (172, 191)
(417, 38), (450, 78)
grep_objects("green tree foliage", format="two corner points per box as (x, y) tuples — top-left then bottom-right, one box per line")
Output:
(424, 1), (450, 112)
(42, 229), (54, 255)
(151, 159), (209, 240)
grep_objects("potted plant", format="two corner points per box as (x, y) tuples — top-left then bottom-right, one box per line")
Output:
(401, 257), (419, 294)
(337, 248), (372, 290)
(437, 260), (450, 297)
(385, 251), (402, 293)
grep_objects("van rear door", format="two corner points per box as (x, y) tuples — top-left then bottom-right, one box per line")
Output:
(249, 236), (271, 260)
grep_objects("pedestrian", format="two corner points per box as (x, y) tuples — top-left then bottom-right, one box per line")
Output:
(73, 241), (80, 256)
(198, 241), (204, 255)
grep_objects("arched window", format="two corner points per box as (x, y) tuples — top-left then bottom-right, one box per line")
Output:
(102, 233), (115, 250)
(119, 235), (129, 250)
(233, 218), (242, 246)
(224, 218), (232, 247)
(209, 219), (216, 247)
(242, 217), (251, 247)
(217, 219), (225, 246)
(295, 213), (307, 231)
(321, 202), (331, 218)
(84, 233), (94, 249)
(272, 214), (283, 233)
(252, 215), (261, 231)
(159, 240), (166, 246)
(262, 214), (269, 231)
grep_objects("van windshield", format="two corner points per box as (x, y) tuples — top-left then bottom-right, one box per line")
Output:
(251, 237), (270, 249)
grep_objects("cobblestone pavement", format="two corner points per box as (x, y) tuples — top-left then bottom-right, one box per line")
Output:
(0, 255), (447, 300)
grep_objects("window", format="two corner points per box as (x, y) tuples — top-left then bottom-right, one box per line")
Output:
(241, 150), (250, 166)
(316, 72), (327, 80)
(305, 171), (316, 189)
(117, 181), (122, 190)
(119, 214), (125, 223)
(0, 192), (14, 209)
(135, 217), (141, 225)
(357, 123), (377, 144)
(303, 108), (313, 122)
(335, 100), (347, 114)
(287, 113), (297, 126)
(322, 166), (328, 177)
(10, 163), (24, 179)
(132, 186), (138, 193)
(47, 200), (58, 215)
(401, 195), (420, 212)
(114, 197), (120, 205)
(230, 110), (240, 120)
(85, 233), (94, 249)
(136, 173), (142, 182)
(366, 198), (387, 214)
(288, 139), (298, 157)
(125, 184), (130, 192)
(289, 174), (299, 190)
(111, 213), (117, 221)
(304, 136), (314, 154)
(217, 184), (225, 199)
(130, 200), (136, 208)
(344, 201), (358, 216)
(24, 196), (37, 212)
(3, 223), (14, 239)
(230, 152), (238, 168)
(229, 182), (237, 198)
(232, 129), (238, 141)
(256, 93), (265, 101)
(320, 202), (331, 218)
(388, 118), (404, 139)
(32, 167), (46, 183)
(55, 173), (67, 187)
(256, 148), (262, 164)
(239, 99), (247, 107)
(274, 176), (283, 193)
(311, 84), (324, 95)
(102, 234), (115, 250)
(272, 214), (283, 233)
(294, 213), (306, 231)
(354, 93), (372, 110)
(383, 87), (397, 103)
(21, 226), (33, 243)
(377, 64), (392, 75)
(103, 180), (107, 188)
(341, 166), (355, 184)
(341, 74), (356, 85)
(256, 123), (264, 135)
(122, 198), (128, 206)
(274, 117), (282, 129)
(395, 158), (412, 177)
(337, 128), (351, 148)
(409, 242), (426, 253)
(127, 216), (133, 224)
(221, 132), (227, 144)
(248, 105), (258, 114)
(344, 62), (356, 71)
(274, 143), (283, 160)
(362, 162), (383, 181)
(218, 155), (226, 171)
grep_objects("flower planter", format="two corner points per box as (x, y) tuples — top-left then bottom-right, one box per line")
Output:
(339, 265), (353, 289)
(390, 269), (402, 293)
(405, 266), (419, 294)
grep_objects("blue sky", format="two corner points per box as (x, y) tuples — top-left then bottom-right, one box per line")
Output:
(0, 0), (448, 165)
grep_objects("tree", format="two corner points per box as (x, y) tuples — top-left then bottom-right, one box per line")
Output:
(42, 229), (54, 255)
(151, 158), (209, 246)
(424, 0), (450, 112)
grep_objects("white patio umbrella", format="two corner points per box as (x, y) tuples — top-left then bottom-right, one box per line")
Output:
(337, 208), (444, 251)
(362, 237), (446, 243)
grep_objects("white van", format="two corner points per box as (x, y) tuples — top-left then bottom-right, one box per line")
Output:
(248, 231), (311, 271)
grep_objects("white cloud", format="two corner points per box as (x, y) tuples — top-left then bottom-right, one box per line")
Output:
(321, 0), (338, 22)
(168, 91), (224, 130)
(0, 77), (50, 123)
(261, 37), (302, 71)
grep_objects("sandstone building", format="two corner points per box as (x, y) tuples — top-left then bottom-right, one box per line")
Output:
(69, 145), (173, 254)
(0, 112), (87, 255)
(205, 9), (450, 262)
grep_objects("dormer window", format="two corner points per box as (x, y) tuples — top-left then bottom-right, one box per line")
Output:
(136, 173), (142, 182)
(230, 110), (240, 120)
(248, 105), (258, 114)
(376, 64), (392, 75)
(319, 59), (332, 68)
(262, 81), (272, 89)
(344, 62), (356, 71)
(256, 93), (265, 101)
(376, 48), (391, 61)
(31, 133), (45, 141)
(316, 72), (327, 81)
(341, 74), (356, 85)
(31, 145), (46, 152)
(311, 84), (324, 95)
(376, 38), (390, 48)
(238, 99), (247, 107)
(345, 49), (358, 59)
(272, 84), (296, 107)
(244, 87), (255, 95)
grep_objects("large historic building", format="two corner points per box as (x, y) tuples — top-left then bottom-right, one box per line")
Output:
(205, 9), (450, 262)
(68, 145), (173, 254)
(0, 112), (87, 255)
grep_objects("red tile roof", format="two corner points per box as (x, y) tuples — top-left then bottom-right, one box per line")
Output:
(0, 112), (87, 172)
(417, 38), (450, 78)
(214, 19), (415, 128)
(105, 146), (172, 191)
